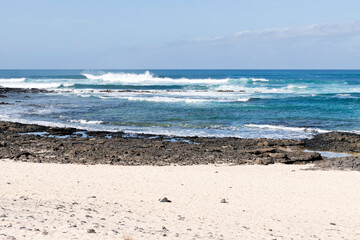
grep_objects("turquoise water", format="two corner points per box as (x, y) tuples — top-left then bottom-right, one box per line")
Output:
(0, 70), (359, 139)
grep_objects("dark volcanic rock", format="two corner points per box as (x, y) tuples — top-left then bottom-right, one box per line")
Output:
(0, 87), (52, 94)
(304, 132), (360, 153)
(280, 151), (322, 164)
(0, 121), (50, 133)
(0, 120), (358, 171)
(312, 156), (360, 171)
(47, 127), (78, 136)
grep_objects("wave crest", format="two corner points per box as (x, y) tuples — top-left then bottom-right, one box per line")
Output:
(69, 119), (103, 125)
(245, 124), (329, 133)
(83, 71), (231, 85)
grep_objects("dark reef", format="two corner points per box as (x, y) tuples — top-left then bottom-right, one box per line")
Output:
(0, 121), (359, 170)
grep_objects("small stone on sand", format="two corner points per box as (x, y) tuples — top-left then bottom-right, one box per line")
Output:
(220, 199), (228, 203)
(159, 197), (171, 203)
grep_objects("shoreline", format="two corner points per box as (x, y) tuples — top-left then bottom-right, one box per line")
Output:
(0, 120), (359, 171)
(1, 86), (359, 139)
(1, 85), (360, 239)
(1, 86), (359, 170)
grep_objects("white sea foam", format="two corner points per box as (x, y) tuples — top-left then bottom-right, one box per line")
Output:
(235, 98), (251, 102)
(217, 98), (251, 102)
(69, 119), (103, 125)
(336, 94), (351, 97)
(61, 83), (75, 87)
(99, 96), (210, 103)
(214, 84), (311, 94)
(0, 82), (63, 89)
(335, 93), (359, 99)
(250, 78), (269, 82)
(0, 78), (26, 83)
(287, 84), (307, 89)
(83, 71), (231, 85)
(245, 124), (330, 134)
(0, 78), (76, 89)
(98, 95), (251, 103)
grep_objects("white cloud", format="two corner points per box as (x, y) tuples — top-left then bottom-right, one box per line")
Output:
(190, 21), (360, 43)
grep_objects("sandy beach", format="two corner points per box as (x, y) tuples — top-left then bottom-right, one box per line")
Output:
(1, 160), (359, 240)
(2, 1), (360, 239)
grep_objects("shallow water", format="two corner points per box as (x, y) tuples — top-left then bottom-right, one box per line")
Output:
(1, 69), (359, 139)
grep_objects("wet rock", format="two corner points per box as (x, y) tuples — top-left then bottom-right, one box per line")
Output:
(312, 156), (360, 171)
(249, 148), (277, 155)
(47, 127), (77, 136)
(304, 132), (360, 153)
(255, 158), (274, 165)
(0, 120), (358, 170)
(280, 152), (322, 164)
(268, 153), (287, 159)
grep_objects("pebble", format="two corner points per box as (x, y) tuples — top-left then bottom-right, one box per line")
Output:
(87, 229), (96, 233)
(159, 197), (171, 203)
(220, 199), (228, 203)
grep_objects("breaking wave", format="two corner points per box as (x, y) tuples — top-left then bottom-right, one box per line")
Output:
(245, 124), (330, 134)
(98, 95), (252, 103)
(82, 71), (231, 85)
(69, 119), (104, 125)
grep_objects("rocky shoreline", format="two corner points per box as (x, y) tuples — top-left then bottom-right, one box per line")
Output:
(0, 121), (359, 170)
(0, 87), (359, 170)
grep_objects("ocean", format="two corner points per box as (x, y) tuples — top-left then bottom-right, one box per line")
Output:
(0, 69), (359, 139)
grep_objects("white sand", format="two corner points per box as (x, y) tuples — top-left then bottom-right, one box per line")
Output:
(0, 160), (360, 240)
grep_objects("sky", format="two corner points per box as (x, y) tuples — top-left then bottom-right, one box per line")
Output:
(1, 0), (360, 69)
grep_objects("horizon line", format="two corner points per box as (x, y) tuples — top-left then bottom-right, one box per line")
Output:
(1, 68), (360, 71)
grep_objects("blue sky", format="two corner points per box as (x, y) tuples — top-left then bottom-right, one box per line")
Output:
(1, 0), (360, 69)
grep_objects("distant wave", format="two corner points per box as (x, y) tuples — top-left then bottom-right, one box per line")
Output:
(250, 78), (269, 82)
(0, 78), (26, 83)
(69, 119), (103, 125)
(29, 75), (87, 80)
(98, 95), (253, 103)
(0, 82), (64, 89)
(335, 93), (359, 99)
(214, 84), (309, 94)
(245, 124), (330, 134)
(83, 71), (231, 85)
(83, 71), (269, 85)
